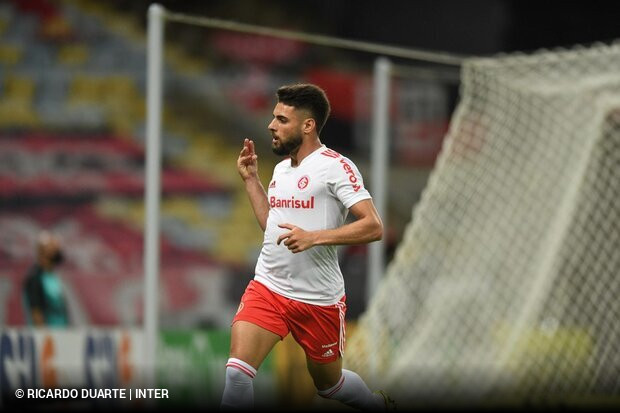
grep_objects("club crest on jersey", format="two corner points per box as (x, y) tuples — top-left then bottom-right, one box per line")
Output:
(297, 175), (310, 191)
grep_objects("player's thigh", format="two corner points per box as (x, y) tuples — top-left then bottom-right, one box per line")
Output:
(306, 356), (343, 390)
(230, 320), (281, 369)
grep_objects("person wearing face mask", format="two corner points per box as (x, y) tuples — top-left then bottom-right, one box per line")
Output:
(22, 231), (70, 327)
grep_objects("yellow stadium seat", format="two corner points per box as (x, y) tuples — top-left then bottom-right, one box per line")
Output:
(0, 44), (22, 65)
(58, 44), (89, 66)
(67, 75), (101, 104)
(5, 75), (35, 100)
(0, 17), (7, 36)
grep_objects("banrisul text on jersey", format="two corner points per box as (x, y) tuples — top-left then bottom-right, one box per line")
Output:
(270, 196), (315, 209)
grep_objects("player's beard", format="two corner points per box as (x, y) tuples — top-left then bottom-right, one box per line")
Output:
(272, 132), (302, 156)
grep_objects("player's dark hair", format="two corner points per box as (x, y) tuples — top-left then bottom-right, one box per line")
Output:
(276, 84), (331, 134)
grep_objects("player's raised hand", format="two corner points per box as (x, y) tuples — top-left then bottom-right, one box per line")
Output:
(237, 138), (258, 181)
(276, 223), (318, 253)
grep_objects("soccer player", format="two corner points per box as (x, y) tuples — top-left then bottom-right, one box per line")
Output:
(220, 84), (394, 411)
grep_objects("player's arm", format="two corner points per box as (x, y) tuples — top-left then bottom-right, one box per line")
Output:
(237, 138), (269, 231)
(277, 199), (383, 253)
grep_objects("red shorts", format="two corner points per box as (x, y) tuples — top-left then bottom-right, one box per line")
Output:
(232, 280), (346, 364)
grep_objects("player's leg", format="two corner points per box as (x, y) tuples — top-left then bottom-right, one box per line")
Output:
(287, 297), (387, 410)
(221, 281), (288, 410)
(307, 357), (386, 411)
(306, 355), (342, 390)
(229, 320), (281, 368)
(220, 320), (281, 410)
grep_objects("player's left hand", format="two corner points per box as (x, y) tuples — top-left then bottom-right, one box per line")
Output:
(276, 223), (317, 253)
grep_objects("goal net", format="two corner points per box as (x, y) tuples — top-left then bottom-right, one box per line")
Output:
(346, 41), (620, 407)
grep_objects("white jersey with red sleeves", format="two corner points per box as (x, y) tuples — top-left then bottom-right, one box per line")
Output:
(254, 145), (372, 306)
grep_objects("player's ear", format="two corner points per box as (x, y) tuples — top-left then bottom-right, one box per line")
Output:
(302, 118), (316, 134)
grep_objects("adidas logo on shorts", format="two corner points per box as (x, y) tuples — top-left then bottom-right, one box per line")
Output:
(321, 348), (335, 358)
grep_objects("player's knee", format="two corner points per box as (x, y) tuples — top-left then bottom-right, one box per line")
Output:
(226, 357), (257, 382)
(226, 366), (251, 384)
(308, 368), (343, 391)
(315, 374), (345, 398)
(307, 357), (343, 391)
(314, 377), (341, 392)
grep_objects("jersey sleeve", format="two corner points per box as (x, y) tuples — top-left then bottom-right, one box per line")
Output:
(326, 156), (372, 209)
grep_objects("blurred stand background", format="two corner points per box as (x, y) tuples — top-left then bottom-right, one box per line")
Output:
(0, 0), (618, 409)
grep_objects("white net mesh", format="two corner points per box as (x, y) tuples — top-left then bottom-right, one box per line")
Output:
(346, 41), (620, 407)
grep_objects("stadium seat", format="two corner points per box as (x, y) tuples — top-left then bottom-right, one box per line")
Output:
(57, 43), (90, 66)
(0, 75), (39, 127)
(0, 44), (22, 66)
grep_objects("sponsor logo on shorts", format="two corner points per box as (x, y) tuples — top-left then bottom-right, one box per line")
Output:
(321, 342), (338, 348)
(236, 302), (244, 315)
(321, 348), (335, 358)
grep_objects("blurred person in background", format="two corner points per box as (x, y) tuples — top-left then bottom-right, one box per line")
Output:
(22, 231), (70, 327)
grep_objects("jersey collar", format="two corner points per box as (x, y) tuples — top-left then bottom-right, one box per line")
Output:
(289, 144), (326, 168)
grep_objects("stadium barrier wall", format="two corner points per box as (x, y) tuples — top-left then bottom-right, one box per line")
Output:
(0, 327), (276, 409)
